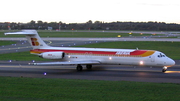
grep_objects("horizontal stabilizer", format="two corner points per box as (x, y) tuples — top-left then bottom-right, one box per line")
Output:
(29, 60), (100, 65)
(4, 30), (37, 35)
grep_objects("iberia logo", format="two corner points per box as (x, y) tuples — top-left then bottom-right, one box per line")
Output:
(31, 38), (39, 46)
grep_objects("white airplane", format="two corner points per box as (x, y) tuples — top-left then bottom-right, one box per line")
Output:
(4, 30), (175, 72)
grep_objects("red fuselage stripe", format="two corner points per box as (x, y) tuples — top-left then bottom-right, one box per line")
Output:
(30, 49), (152, 56)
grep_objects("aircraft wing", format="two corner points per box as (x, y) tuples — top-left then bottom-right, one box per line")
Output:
(29, 60), (100, 65)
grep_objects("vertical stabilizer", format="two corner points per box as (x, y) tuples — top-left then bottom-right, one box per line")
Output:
(4, 30), (49, 49)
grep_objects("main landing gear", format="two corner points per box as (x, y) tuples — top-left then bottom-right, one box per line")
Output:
(76, 64), (92, 71)
(86, 64), (92, 70)
(162, 66), (167, 73)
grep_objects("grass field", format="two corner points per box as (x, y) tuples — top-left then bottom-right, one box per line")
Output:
(0, 41), (16, 46)
(0, 30), (161, 38)
(0, 77), (180, 101)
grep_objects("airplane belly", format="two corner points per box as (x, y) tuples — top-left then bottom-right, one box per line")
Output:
(64, 55), (156, 66)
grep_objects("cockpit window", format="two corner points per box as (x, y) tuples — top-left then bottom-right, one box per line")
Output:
(158, 53), (166, 58)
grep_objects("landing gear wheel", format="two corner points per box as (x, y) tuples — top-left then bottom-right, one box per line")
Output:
(162, 69), (167, 73)
(76, 64), (83, 71)
(86, 64), (92, 70)
(162, 66), (167, 73)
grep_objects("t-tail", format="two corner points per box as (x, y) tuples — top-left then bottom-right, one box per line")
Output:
(4, 30), (49, 49)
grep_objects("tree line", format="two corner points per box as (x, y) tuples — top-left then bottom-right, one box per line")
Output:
(0, 20), (180, 31)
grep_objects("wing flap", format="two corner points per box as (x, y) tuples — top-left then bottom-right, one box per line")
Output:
(29, 60), (100, 66)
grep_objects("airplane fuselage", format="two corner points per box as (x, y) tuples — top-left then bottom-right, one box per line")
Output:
(30, 47), (175, 67)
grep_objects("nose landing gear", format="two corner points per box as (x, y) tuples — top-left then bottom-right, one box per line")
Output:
(162, 66), (167, 73)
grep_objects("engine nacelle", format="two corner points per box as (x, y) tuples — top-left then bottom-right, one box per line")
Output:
(40, 52), (65, 59)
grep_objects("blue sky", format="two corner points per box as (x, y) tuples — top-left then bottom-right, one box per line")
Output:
(1, 0), (180, 23)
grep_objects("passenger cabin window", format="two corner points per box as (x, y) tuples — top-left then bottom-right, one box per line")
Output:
(158, 53), (166, 58)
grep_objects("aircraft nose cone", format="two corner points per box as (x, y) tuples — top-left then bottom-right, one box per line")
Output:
(171, 60), (175, 65)
(168, 58), (175, 66)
